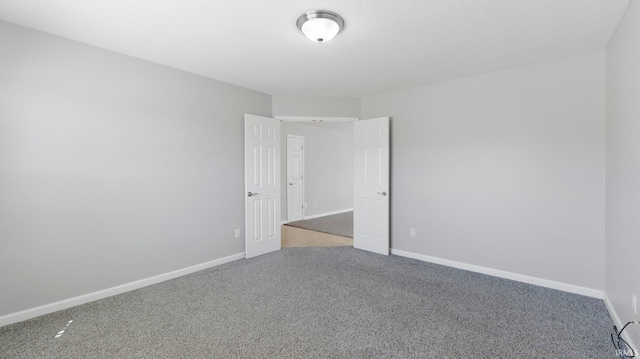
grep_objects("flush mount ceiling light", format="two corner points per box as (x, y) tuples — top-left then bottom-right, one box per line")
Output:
(296, 10), (344, 43)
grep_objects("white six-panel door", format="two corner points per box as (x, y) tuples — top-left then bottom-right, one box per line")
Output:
(287, 135), (305, 222)
(244, 114), (281, 259)
(353, 117), (390, 255)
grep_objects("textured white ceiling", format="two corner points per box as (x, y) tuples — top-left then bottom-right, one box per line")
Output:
(0, 0), (630, 97)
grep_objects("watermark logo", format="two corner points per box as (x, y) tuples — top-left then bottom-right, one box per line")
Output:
(615, 348), (638, 358)
(611, 321), (639, 359)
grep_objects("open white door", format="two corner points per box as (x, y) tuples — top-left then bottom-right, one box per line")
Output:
(287, 135), (305, 222)
(244, 114), (281, 259)
(353, 117), (390, 255)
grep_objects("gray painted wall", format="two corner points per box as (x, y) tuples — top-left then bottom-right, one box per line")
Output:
(280, 122), (353, 220)
(0, 21), (271, 317)
(605, 0), (640, 346)
(273, 95), (360, 118)
(361, 52), (606, 290)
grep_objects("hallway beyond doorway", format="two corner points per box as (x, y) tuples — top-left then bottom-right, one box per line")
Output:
(281, 226), (352, 248)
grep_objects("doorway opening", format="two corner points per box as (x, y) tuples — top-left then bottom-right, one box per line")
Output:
(279, 117), (354, 248)
(244, 114), (389, 257)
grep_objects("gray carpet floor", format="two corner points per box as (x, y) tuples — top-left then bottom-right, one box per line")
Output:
(285, 211), (353, 238)
(0, 247), (615, 358)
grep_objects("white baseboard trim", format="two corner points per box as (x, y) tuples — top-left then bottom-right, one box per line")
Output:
(603, 292), (639, 353)
(390, 249), (603, 299)
(0, 252), (245, 328)
(282, 208), (353, 224)
(303, 208), (353, 220)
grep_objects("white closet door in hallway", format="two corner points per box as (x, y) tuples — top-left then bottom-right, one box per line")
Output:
(287, 135), (305, 222)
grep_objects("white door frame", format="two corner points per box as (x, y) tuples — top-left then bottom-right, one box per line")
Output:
(286, 134), (305, 222)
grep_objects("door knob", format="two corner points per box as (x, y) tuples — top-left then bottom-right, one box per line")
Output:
(377, 191), (387, 196)
(247, 192), (259, 197)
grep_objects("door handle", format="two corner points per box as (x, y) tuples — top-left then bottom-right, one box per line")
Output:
(377, 191), (388, 196)
(247, 192), (259, 197)
(289, 183), (294, 185)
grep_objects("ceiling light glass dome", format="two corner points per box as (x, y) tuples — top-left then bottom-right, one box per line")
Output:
(296, 10), (344, 43)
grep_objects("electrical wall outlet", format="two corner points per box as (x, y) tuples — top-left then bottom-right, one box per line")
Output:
(314, 201), (318, 207)
(234, 229), (240, 238)
(410, 228), (416, 237)
(633, 293), (637, 314)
